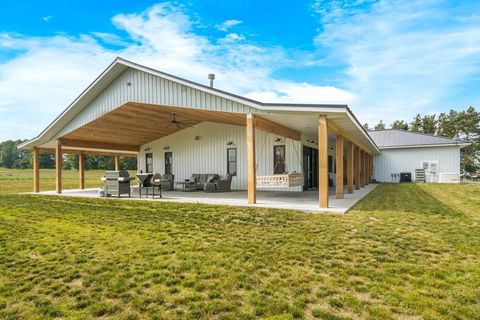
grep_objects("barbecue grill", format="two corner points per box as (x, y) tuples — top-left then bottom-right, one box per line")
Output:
(136, 173), (153, 198)
(101, 170), (134, 197)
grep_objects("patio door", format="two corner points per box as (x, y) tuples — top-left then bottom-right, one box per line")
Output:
(303, 146), (318, 190)
(145, 153), (153, 173)
(165, 152), (173, 174)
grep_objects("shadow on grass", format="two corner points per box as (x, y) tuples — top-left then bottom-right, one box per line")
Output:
(353, 183), (463, 216)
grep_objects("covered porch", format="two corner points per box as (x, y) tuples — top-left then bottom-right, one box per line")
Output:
(29, 102), (377, 211)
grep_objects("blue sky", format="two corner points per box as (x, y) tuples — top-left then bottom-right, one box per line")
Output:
(1, 0), (480, 141)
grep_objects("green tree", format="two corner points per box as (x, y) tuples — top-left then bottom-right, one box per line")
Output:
(63, 154), (79, 170)
(0, 140), (16, 168)
(421, 115), (437, 134)
(374, 120), (386, 130)
(39, 153), (55, 168)
(120, 157), (137, 170)
(391, 120), (409, 130)
(15, 141), (31, 169)
(410, 114), (422, 132)
(363, 123), (370, 131)
(457, 107), (480, 170)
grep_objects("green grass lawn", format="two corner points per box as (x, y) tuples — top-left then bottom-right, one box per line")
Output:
(0, 175), (479, 319)
(0, 168), (132, 194)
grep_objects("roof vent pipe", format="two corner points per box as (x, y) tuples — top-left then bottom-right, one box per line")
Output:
(208, 73), (215, 88)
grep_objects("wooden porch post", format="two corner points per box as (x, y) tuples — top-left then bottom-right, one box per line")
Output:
(55, 140), (62, 194)
(114, 156), (120, 171)
(347, 141), (354, 194)
(367, 154), (371, 184)
(335, 135), (344, 199)
(246, 114), (256, 204)
(370, 154), (375, 183)
(355, 145), (360, 190)
(33, 147), (40, 193)
(366, 153), (370, 185)
(360, 150), (365, 187)
(319, 115), (329, 208)
(79, 153), (85, 190)
(364, 152), (368, 185)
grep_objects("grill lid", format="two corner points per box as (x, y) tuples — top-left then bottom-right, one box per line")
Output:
(136, 173), (154, 184)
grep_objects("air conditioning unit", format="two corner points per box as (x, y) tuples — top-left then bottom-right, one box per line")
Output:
(420, 161), (439, 182)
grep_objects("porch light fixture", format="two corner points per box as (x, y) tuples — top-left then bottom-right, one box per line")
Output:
(275, 137), (284, 143)
(144, 147), (150, 152)
(163, 146), (170, 150)
(194, 136), (201, 141)
(226, 141), (234, 146)
(126, 81), (132, 87)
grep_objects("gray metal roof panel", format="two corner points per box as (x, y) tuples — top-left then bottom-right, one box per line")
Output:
(368, 129), (465, 148)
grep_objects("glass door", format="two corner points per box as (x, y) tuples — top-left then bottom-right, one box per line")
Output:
(165, 152), (173, 174)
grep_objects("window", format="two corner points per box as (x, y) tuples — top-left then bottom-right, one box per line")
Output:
(227, 148), (237, 176)
(273, 145), (286, 174)
(145, 153), (153, 173)
(165, 152), (173, 175)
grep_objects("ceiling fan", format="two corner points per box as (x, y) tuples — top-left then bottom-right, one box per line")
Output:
(160, 112), (196, 128)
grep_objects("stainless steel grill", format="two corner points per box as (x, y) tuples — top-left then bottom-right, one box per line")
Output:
(101, 170), (134, 197)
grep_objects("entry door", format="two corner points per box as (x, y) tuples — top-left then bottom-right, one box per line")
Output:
(145, 153), (153, 173)
(303, 146), (318, 190)
(165, 152), (173, 174)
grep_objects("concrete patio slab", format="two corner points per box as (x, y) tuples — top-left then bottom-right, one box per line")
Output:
(31, 184), (377, 214)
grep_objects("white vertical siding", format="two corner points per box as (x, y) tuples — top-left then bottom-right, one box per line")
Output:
(137, 122), (303, 191)
(373, 146), (460, 182)
(57, 68), (264, 137)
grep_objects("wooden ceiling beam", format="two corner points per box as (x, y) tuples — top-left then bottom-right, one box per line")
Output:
(59, 138), (139, 152)
(254, 115), (301, 141)
(38, 148), (137, 157)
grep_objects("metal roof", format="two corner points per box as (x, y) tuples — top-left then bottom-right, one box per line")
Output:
(368, 129), (470, 149)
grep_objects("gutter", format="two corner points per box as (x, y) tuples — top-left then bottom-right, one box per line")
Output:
(378, 142), (471, 150)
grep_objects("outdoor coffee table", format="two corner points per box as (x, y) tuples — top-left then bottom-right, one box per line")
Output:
(175, 181), (195, 191)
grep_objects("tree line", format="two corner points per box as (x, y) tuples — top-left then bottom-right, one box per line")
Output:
(364, 106), (480, 172)
(0, 139), (137, 170)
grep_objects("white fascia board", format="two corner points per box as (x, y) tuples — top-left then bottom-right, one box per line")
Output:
(379, 143), (470, 150)
(345, 110), (381, 154)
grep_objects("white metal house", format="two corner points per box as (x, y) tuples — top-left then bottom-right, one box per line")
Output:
(20, 57), (379, 209)
(369, 130), (470, 183)
(19, 58), (468, 210)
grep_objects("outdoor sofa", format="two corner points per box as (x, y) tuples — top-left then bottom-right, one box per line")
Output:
(184, 173), (233, 192)
(204, 174), (233, 192)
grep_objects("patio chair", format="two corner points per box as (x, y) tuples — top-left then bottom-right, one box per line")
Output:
(160, 174), (175, 191)
(183, 174), (199, 191)
(149, 173), (162, 198)
(204, 174), (233, 192)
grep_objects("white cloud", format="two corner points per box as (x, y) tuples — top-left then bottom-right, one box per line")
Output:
(91, 32), (129, 46)
(312, 0), (480, 126)
(43, 16), (53, 23)
(0, 3), (353, 140)
(217, 19), (242, 32)
(221, 33), (246, 43)
(245, 81), (356, 105)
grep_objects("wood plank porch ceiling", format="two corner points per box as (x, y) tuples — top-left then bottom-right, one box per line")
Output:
(60, 103), (301, 151)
